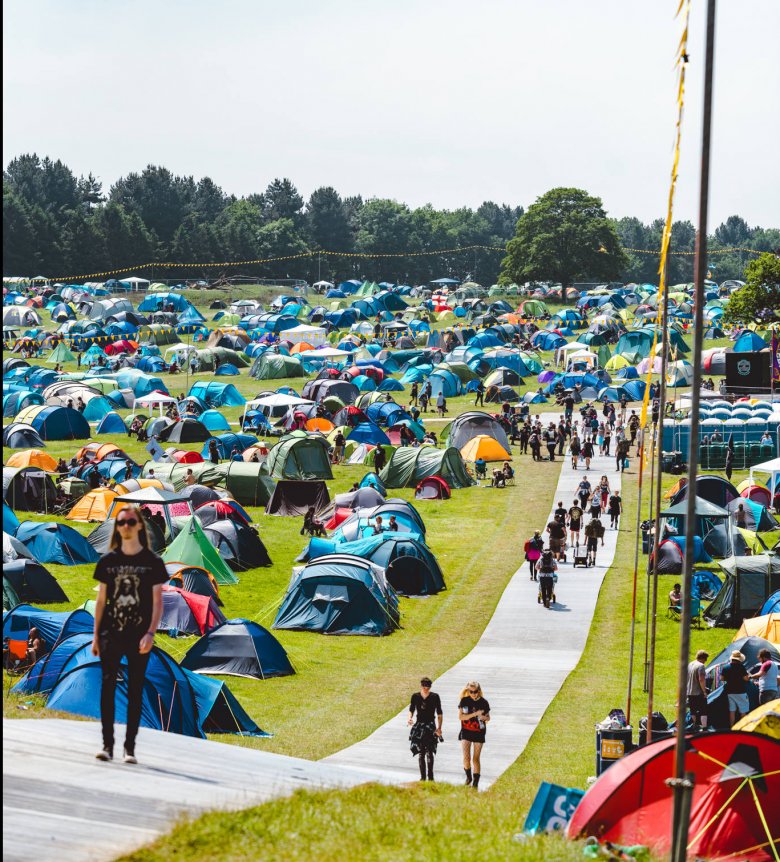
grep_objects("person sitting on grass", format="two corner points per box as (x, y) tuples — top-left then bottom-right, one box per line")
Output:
(491, 468), (505, 488)
(301, 507), (326, 537)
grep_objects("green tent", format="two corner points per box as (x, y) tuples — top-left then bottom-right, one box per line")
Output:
(222, 462), (275, 506)
(141, 461), (223, 490)
(379, 446), (475, 489)
(163, 516), (238, 585)
(265, 434), (333, 480)
(46, 341), (76, 364)
(195, 346), (249, 370)
(249, 353), (305, 380)
(3, 577), (21, 611)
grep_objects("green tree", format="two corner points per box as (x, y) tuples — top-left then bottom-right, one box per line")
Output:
(256, 218), (310, 278)
(500, 188), (626, 299)
(78, 172), (104, 209)
(3, 188), (41, 275)
(722, 252), (780, 324)
(261, 178), (304, 224)
(94, 202), (155, 269)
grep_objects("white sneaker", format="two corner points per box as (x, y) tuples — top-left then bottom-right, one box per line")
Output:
(96, 748), (113, 762)
(123, 748), (138, 764)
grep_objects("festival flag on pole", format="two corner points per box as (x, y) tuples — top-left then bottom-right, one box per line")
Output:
(771, 333), (780, 382)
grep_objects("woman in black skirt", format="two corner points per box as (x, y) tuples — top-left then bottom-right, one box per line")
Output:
(458, 680), (490, 789)
(407, 677), (443, 781)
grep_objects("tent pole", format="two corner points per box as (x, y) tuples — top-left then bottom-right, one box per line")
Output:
(672, 3), (716, 860)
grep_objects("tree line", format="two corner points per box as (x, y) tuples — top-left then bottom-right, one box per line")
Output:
(4, 154), (778, 286)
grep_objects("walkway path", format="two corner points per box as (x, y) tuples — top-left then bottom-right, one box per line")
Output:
(2, 718), (397, 862)
(326, 450), (624, 787)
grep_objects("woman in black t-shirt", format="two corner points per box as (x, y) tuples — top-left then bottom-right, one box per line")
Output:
(458, 680), (490, 789)
(407, 677), (443, 781)
(92, 504), (167, 764)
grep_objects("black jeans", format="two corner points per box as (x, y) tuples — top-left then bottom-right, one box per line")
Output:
(539, 575), (554, 605)
(99, 633), (151, 752)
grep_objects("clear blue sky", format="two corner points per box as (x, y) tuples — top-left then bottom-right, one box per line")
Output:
(3, 0), (779, 227)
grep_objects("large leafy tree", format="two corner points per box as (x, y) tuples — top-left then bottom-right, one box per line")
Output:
(722, 252), (780, 324)
(500, 188), (626, 297)
(261, 178), (304, 224)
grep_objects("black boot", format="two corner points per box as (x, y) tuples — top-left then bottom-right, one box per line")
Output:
(418, 754), (427, 781)
(426, 752), (435, 782)
(472, 773), (480, 789)
(464, 768), (472, 786)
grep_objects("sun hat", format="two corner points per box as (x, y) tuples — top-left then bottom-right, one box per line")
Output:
(730, 650), (746, 662)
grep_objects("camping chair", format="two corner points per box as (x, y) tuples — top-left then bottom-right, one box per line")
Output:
(474, 462), (488, 481)
(667, 597), (702, 628)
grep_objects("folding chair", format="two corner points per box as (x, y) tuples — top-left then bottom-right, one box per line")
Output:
(667, 602), (682, 622)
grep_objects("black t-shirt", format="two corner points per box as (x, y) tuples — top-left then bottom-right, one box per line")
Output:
(568, 506), (583, 527)
(93, 547), (168, 638)
(554, 506), (567, 521)
(410, 691), (443, 723)
(722, 662), (748, 694)
(459, 696), (490, 733)
(547, 520), (565, 539)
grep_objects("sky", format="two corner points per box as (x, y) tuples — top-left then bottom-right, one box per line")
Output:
(3, 0), (779, 228)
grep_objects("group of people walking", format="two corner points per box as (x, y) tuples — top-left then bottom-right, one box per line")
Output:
(407, 678), (490, 788)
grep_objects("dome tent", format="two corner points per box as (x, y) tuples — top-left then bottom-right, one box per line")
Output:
(265, 434), (333, 480)
(162, 516), (239, 585)
(379, 446), (475, 490)
(202, 520), (272, 570)
(444, 411), (511, 452)
(182, 619), (294, 679)
(159, 585), (225, 636)
(3, 560), (69, 603)
(14, 522), (100, 565)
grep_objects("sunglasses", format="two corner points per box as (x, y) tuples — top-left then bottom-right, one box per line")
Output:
(468, 689), (478, 694)
(116, 518), (138, 527)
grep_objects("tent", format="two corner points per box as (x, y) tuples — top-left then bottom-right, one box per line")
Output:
(166, 562), (221, 604)
(273, 554), (400, 636)
(1, 467), (58, 513)
(250, 352), (305, 380)
(217, 461), (274, 507)
(736, 613), (780, 646)
(379, 446), (475, 490)
(14, 405), (90, 440)
(3, 604), (92, 648)
(3, 501), (21, 535)
(648, 539), (684, 575)
(2, 422), (47, 449)
(333, 500), (426, 542)
(159, 585), (225, 636)
(732, 700), (780, 739)
(162, 516), (239, 585)
(13, 634), (268, 739)
(95, 411), (127, 434)
(670, 475), (740, 509)
(158, 418), (212, 444)
(415, 476), (451, 500)
(182, 619), (294, 679)
(87, 516), (166, 556)
(333, 486), (386, 510)
(567, 731), (779, 860)
(460, 435), (511, 463)
(5, 449), (58, 472)
(265, 434), (333, 480)
(201, 432), (258, 459)
(199, 409), (232, 432)
(202, 520), (272, 570)
(705, 554), (780, 626)
(187, 381), (246, 407)
(3, 560), (69, 603)
(14, 522), (99, 565)
(761, 591), (780, 615)
(265, 479), (330, 516)
(66, 488), (118, 522)
(445, 411), (511, 452)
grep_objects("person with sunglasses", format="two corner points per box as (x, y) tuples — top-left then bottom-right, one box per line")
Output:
(458, 681), (490, 789)
(407, 677), (443, 781)
(91, 504), (167, 764)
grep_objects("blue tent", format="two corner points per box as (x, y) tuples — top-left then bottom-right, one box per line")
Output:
(468, 332), (503, 349)
(115, 370), (169, 397)
(3, 605), (93, 648)
(400, 366), (430, 384)
(351, 374), (378, 392)
(182, 618), (294, 679)
(365, 401), (410, 428)
(200, 409), (232, 432)
(668, 535), (713, 564)
(378, 378), (405, 392)
(3, 390), (43, 417)
(82, 396), (114, 421)
(188, 381), (246, 407)
(303, 532), (445, 596)
(202, 432), (258, 459)
(760, 590), (780, 614)
(733, 331), (767, 353)
(136, 356), (168, 374)
(273, 554), (400, 636)
(359, 472), (387, 495)
(325, 309), (358, 328)
(15, 522), (100, 565)
(95, 411), (127, 434)
(616, 366), (640, 380)
(3, 501), (20, 535)
(138, 292), (192, 313)
(13, 634), (268, 738)
(522, 391), (549, 404)
(532, 331), (567, 351)
(544, 372), (601, 395)
(348, 422), (391, 446)
(426, 369), (463, 398)
(17, 405), (90, 440)
(214, 363), (240, 376)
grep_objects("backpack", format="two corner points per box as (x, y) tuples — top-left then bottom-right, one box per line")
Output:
(539, 551), (555, 574)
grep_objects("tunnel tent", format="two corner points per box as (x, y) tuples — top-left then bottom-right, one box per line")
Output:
(3, 604), (93, 647)
(379, 446), (475, 490)
(250, 352), (305, 380)
(201, 432), (258, 459)
(182, 618), (294, 680)
(2, 467), (58, 512)
(13, 405), (91, 440)
(12, 634), (269, 739)
(202, 520), (272, 570)
(220, 461), (276, 507)
(187, 381), (247, 408)
(444, 411), (511, 451)
(273, 554), (400, 636)
(265, 434), (333, 480)
(704, 554), (780, 626)
(162, 515), (238, 585)
(3, 559), (69, 603)
(265, 479), (330, 516)
(141, 461), (223, 491)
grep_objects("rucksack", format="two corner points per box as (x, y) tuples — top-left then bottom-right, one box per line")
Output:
(540, 551), (555, 573)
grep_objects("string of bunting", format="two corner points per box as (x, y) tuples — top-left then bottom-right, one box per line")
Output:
(35, 243), (771, 283)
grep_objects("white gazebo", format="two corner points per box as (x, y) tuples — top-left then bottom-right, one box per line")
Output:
(133, 392), (178, 415)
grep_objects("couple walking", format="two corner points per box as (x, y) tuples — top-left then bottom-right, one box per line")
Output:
(408, 678), (490, 788)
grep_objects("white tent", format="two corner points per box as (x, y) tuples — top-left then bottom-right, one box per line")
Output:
(119, 276), (151, 291)
(281, 324), (327, 347)
(133, 392), (178, 415)
(750, 457), (780, 490)
(243, 392), (314, 421)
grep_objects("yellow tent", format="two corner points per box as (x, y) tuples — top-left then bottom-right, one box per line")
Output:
(5, 450), (58, 472)
(460, 435), (512, 463)
(735, 613), (780, 647)
(737, 527), (780, 553)
(732, 699), (780, 739)
(67, 488), (118, 522)
(605, 354), (631, 371)
(113, 478), (167, 495)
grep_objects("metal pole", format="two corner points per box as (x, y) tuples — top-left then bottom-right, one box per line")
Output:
(671, 4), (715, 859)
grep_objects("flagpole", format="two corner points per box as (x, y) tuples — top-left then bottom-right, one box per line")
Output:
(670, 3), (716, 860)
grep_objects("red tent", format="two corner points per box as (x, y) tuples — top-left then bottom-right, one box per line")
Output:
(161, 585), (225, 635)
(323, 506), (352, 531)
(567, 731), (779, 860)
(740, 484), (772, 508)
(196, 499), (249, 523)
(104, 339), (138, 355)
(167, 448), (204, 464)
(415, 476), (451, 500)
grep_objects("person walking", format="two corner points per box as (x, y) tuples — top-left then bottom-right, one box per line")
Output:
(598, 475), (611, 513)
(750, 649), (779, 705)
(458, 681), (490, 789)
(208, 438), (220, 465)
(722, 650), (750, 726)
(409, 382), (419, 408)
(616, 438), (630, 473)
(407, 677), (443, 781)
(608, 490), (622, 530)
(538, 548), (557, 607)
(581, 437), (594, 470)
(524, 530), (544, 580)
(569, 433), (581, 469)
(91, 504), (166, 763)
(474, 379), (485, 407)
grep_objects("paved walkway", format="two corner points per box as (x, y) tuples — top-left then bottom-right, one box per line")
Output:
(2, 718), (397, 862)
(326, 450), (623, 788)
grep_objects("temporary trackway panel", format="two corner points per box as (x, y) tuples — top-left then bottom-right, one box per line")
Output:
(326, 450), (622, 787)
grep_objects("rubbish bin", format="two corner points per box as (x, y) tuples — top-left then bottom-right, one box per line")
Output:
(595, 727), (633, 775)
(638, 727), (675, 746)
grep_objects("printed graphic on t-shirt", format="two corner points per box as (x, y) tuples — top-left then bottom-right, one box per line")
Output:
(110, 568), (143, 633)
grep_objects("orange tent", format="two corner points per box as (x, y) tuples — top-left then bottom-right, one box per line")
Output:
(242, 445), (269, 463)
(114, 478), (167, 494)
(76, 442), (127, 462)
(290, 342), (314, 354)
(305, 417), (334, 432)
(5, 450), (58, 472)
(67, 488), (118, 522)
